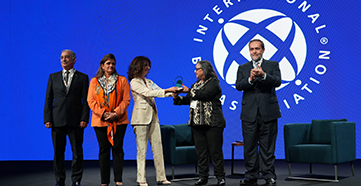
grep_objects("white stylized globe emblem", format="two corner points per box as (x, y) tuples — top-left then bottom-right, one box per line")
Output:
(213, 9), (307, 90)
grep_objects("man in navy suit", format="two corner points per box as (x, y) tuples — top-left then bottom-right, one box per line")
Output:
(236, 39), (281, 186)
(44, 49), (90, 186)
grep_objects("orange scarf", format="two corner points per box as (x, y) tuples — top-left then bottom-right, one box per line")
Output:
(95, 75), (120, 146)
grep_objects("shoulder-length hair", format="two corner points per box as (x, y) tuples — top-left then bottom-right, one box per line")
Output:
(127, 56), (152, 81)
(197, 60), (219, 81)
(95, 53), (118, 78)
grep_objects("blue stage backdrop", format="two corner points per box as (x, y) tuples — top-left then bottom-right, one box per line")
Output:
(1, 0), (360, 160)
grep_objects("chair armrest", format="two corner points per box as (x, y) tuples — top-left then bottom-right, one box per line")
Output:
(160, 125), (176, 164)
(330, 121), (356, 163)
(284, 123), (311, 162)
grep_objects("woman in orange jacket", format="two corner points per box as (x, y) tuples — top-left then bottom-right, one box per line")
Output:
(87, 53), (131, 186)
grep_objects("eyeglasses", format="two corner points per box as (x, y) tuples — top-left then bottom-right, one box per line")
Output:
(195, 67), (202, 71)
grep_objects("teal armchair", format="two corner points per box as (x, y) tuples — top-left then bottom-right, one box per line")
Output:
(284, 119), (356, 182)
(160, 124), (198, 180)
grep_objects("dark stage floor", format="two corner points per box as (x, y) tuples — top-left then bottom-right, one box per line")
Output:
(0, 159), (360, 186)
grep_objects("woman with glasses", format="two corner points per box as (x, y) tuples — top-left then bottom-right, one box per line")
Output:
(173, 60), (226, 186)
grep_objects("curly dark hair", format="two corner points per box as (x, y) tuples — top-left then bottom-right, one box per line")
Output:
(127, 56), (152, 81)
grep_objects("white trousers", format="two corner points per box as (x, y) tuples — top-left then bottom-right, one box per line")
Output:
(132, 118), (166, 183)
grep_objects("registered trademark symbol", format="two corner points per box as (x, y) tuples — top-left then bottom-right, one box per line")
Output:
(218, 18), (224, 24)
(320, 37), (328, 45)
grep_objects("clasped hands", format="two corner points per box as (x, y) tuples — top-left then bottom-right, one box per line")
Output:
(249, 65), (265, 82)
(102, 112), (118, 123)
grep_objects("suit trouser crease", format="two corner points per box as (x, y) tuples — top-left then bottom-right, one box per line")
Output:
(133, 117), (166, 183)
(192, 126), (226, 180)
(52, 126), (84, 183)
(94, 125), (127, 184)
(242, 114), (277, 180)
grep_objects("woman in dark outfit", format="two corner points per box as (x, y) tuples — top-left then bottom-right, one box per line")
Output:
(173, 60), (226, 186)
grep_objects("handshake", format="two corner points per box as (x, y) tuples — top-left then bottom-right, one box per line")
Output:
(165, 85), (189, 98)
(166, 85), (189, 94)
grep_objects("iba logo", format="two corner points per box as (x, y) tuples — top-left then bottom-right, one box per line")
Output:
(191, 0), (329, 111)
(213, 9), (306, 90)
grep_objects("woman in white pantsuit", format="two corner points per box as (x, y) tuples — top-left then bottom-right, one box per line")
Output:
(127, 56), (179, 186)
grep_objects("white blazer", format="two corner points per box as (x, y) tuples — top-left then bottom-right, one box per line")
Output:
(130, 77), (172, 125)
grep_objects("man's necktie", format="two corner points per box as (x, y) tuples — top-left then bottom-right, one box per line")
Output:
(65, 70), (69, 85)
(254, 61), (260, 69)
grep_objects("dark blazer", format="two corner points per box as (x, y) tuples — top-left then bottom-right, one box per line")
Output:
(235, 60), (281, 122)
(174, 77), (226, 128)
(44, 70), (90, 127)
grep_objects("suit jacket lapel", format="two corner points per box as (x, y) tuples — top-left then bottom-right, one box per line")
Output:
(56, 71), (67, 94)
(68, 71), (78, 94)
(142, 78), (151, 89)
(261, 60), (270, 73)
(245, 61), (254, 72)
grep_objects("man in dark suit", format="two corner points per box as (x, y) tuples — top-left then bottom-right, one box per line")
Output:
(236, 39), (281, 186)
(44, 49), (90, 186)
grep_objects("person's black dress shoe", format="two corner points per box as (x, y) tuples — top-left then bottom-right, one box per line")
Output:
(239, 178), (258, 185)
(265, 178), (276, 185)
(217, 179), (226, 185)
(55, 182), (65, 186)
(195, 178), (208, 185)
(72, 181), (81, 186)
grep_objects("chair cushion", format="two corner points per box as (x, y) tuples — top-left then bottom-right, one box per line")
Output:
(174, 124), (194, 146)
(311, 119), (347, 144)
(289, 144), (332, 164)
(174, 146), (198, 165)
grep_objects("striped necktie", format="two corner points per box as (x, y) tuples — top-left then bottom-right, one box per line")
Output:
(254, 61), (260, 69)
(64, 70), (69, 85)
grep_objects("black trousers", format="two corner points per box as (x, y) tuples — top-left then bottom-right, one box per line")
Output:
(192, 126), (225, 180)
(52, 126), (84, 183)
(242, 112), (278, 180)
(94, 125), (127, 184)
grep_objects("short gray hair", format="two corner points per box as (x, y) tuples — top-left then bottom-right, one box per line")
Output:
(61, 49), (76, 60)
